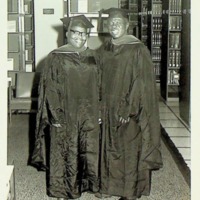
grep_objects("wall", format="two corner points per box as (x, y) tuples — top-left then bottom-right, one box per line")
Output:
(191, 1), (200, 199)
(34, 0), (64, 71)
(0, 1), (15, 199)
(0, 0), (8, 166)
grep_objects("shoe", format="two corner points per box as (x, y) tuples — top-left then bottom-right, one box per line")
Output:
(119, 197), (137, 200)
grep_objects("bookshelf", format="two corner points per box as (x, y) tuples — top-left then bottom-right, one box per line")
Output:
(179, 0), (190, 126)
(7, 0), (35, 72)
(138, 0), (148, 46)
(150, 0), (163, 82)
(128, 0), (139, 37)
(24, 0), (35, 72)
(138, 0), (163, 81)
(161, 0), (182, 101)
(7, 0), (24, 71)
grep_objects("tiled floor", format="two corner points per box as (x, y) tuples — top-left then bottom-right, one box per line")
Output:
(8, 113), (191, 200)
(159, 100), (191, 169)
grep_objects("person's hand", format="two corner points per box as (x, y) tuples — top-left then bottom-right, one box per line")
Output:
(119, 116), (130, 124)
(52, 123), (62, 128)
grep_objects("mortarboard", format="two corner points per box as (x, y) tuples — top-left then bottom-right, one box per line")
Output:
(60, 15), (94, 30)
(101, 7), (133, 19)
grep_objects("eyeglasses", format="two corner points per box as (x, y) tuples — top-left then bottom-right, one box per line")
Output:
(70, 29), (88, 37)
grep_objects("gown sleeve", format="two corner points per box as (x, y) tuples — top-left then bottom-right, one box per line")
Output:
(117, 44), (163, 170)
(30, 60), (49, 170)
(137, 45), (163, 170)
(44, 56), (66, 125)
(31, 53), (65, 170)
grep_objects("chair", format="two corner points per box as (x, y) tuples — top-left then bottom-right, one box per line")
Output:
(8, 72), (41, 122)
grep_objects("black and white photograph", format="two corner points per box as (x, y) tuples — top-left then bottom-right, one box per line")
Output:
(0, 0), (198, 200)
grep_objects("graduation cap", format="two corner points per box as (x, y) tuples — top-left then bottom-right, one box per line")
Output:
(101, 7), (133, 19)
(60, 15), (94, 30)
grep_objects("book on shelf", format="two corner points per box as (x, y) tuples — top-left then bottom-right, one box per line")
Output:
(153, 18), (162, 30)
(171, 50), (176, 67)
(170, 0), (182, 13)
(168, 70), (179, 84)
(169, 33), (181, 49)
(175, 51), (181, 68)
(174, 33), (180, 48)
(153, 32), (162, 46)
(169, 50), (181, 68)
(154, 63), (161, 76)
(152, 48), (161, 61)
(169, 51), (172, 67)
(152, 4), (162, 15)
(169, 16), (182, 30)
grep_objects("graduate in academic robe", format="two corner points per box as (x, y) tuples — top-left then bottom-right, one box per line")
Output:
(31, 15), (100, 200)
(96, 8), (163, 200)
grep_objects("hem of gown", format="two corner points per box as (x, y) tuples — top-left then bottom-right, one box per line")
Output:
(100, 172), (151, 198)
(100, 179), (137, 198)
(47, 178), (99, 199)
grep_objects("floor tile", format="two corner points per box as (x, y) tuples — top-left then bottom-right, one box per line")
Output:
(160, 119), (185, 128)
(159, 113), (177, 120)
(166, 101), (179, 106)
(168, 106), (180, 114)
(185, 161), (191, 169)
(170, 137), (191, 148)
(165, 128), (190, 137)
(177, 148), (191, 160)
(174, 112), (181, 118)
(159, 101), (166, 107)
(159, 107), (172, 113)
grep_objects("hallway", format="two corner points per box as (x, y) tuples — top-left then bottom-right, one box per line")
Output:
(7, 99), (191, 200)
(160, 100), (191, 170)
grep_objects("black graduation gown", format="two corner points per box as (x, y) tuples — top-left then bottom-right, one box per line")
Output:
(97, 38), (163, 199)
(31, 46), (100, 199)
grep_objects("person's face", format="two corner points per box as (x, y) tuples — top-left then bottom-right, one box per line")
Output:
(107, 17), (128, 39)
(67, 26), (88, 48)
